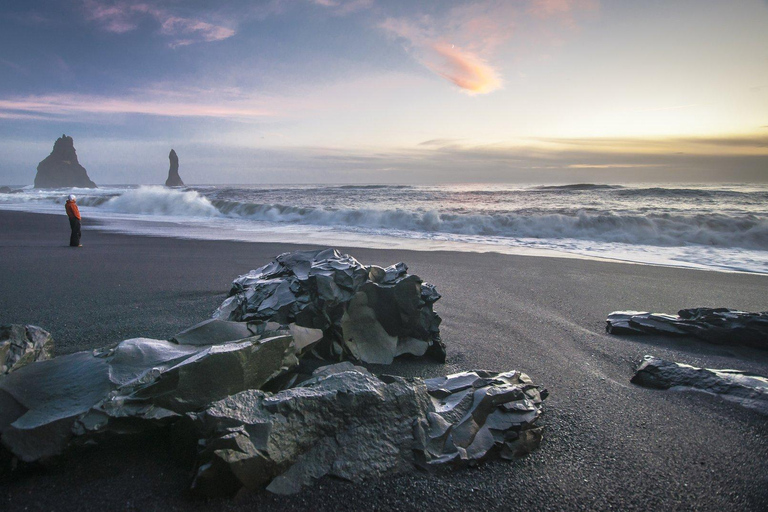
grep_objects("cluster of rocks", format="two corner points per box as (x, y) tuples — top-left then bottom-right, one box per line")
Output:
(214, 249), (445, 364)
(0, 250), (547, 496)
(606, 308), (768, 349)
(632, 355), (768, 416)
(34, 135), (97, 189)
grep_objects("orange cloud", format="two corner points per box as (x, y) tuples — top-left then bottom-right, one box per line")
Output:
(428, 42), (501, 95)
(381, 0), (598, 94)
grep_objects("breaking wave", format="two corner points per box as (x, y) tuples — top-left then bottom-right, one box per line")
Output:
(211, 200), (768, 250)
(533, 183), (621, 191)
(102, 186), (220, 217)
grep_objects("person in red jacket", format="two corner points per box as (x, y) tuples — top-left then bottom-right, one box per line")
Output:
(65, 194), (82, 247)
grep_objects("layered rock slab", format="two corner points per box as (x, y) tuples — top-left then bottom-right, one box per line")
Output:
(632, 355), (768, 415)
(188, 363), (546, 496)
(34, 135), (96, 189)
(0, 334), (297, 462)
(0, 325), (54, 374)
(606, 308), (768, 349)
(214, 249), (445, 364)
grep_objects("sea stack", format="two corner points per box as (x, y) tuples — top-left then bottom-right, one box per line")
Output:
(165, 149), (184, 187)
(34, 135), (97, 188)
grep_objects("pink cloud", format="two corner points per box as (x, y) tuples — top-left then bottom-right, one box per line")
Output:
(82, 1), (235, 46)
(0, 92), (272, 120)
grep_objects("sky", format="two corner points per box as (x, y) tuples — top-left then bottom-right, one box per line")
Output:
(0, 0), (766, 185)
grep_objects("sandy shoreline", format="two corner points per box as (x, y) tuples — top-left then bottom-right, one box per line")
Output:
(1, 209), (768, 511)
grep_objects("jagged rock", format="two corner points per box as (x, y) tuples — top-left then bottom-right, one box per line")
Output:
(34, 135), (97, 188)
(0, 325), (54, 374)
(0, 186), (12, 193)
(165, 149), (184, 187)
(0, 334), (297, 462)
(187, 363), (546, 496)
(631, 355), (768, 415)
(606, 308), (768, 349)
(213, 249), (445, 364)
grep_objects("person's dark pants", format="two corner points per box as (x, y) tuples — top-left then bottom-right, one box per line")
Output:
(69, 217), (81, 247)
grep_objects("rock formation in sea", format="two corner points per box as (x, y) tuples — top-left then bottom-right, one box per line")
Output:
(606, 308), (768, 350)
(34, 135), (97, 188)
(165, 149), (184, 187)
(632, 355), (768, 415)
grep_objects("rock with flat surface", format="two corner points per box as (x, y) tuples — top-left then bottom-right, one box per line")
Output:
(34, 135), (97, 188)
(0, 334), (297, 462)
(606, 308), (768, 349)
(631, 355), (768, 415)
(214, 249), (445, 363)
(0, 325), (54, 374)
(165, 149), (184, 187)
(188, 364), (546, 496)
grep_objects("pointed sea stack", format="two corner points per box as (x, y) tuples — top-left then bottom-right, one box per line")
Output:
(165, 149), (184, 187)
(34, 135), (97, 188)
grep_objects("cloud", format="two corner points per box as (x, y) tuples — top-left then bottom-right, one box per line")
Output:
(380, 7), (508, 95)
(308, 0), (373, 15)
(82, 1), (235, 46)
(0, 91), (272, 120)
(380, 1), (597, 95)
(534, 134), (768, 153)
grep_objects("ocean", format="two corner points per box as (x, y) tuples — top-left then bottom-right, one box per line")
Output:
(2, 183), (767, 274)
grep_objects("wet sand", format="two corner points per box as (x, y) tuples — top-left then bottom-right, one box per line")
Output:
(1, 209), (767, 511)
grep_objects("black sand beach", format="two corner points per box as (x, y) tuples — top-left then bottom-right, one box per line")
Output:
(1, 209), (767, 511)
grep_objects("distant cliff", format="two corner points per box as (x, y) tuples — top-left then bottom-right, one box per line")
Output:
(34, 135), (97, 189)
(165, 149), (184, 187)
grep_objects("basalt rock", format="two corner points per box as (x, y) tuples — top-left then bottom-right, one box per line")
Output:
(632, 355), (768, 415)
(606, 308), (768, 350)
(0, 333), (297, 462)
(214, 249), (445, 364)
(0, 325), (54, 374)
(187, 363), (546, 496)
(34, 135), (97, 189)
(165, 149), (184, 187)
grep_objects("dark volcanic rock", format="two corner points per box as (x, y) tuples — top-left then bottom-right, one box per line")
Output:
(0, 186), (12, 193)
(187, 363), (546, 496)
(632, 355), (768, 415)
(0, 333), (297, 462)
(606, 308), (768, 349)
(214, 249), (445, 364)
(34, 135), (97, 188)
(0, 324), (54, 374)
(165, 149), (184, 187)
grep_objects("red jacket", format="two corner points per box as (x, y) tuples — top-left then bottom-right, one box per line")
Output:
(65, 200), (81, 220)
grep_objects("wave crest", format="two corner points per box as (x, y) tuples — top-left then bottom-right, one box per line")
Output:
(103, 186), (220, 217)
